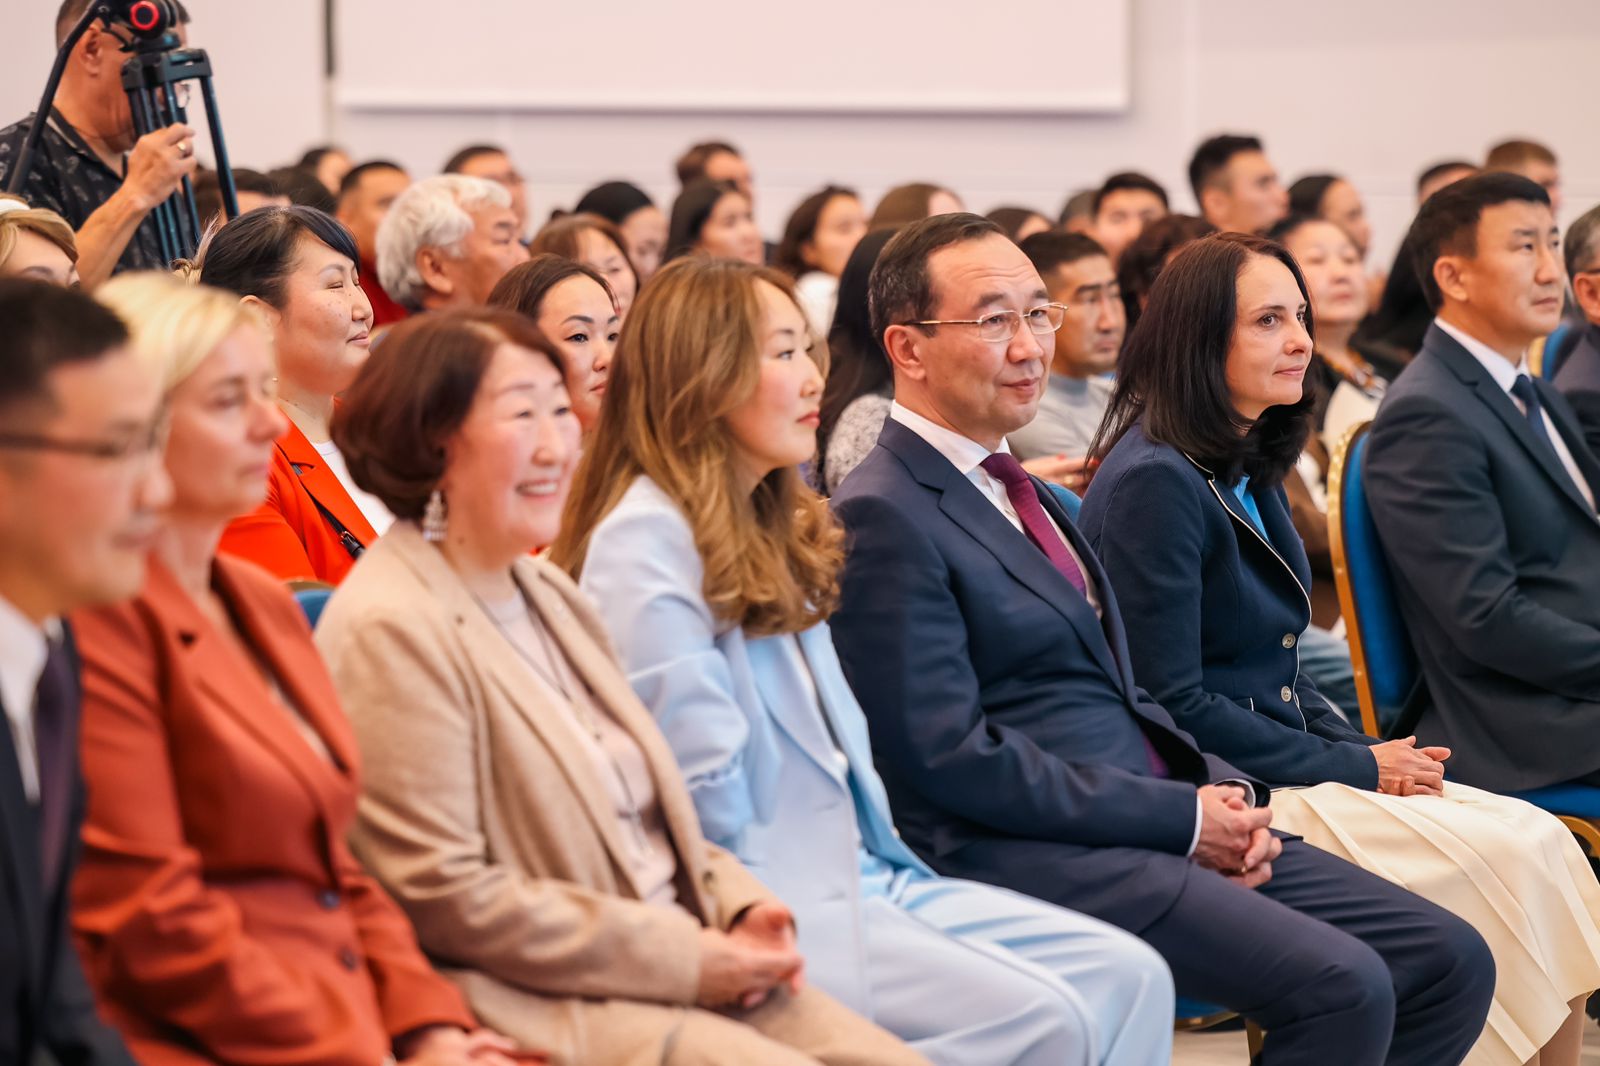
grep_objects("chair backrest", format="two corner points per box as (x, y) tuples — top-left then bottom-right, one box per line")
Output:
(1326, 421), (1419, 738)
(287, 580), (335, 629)
(1538, 318), (1579, 380)
(1045, 482), (1083, 521)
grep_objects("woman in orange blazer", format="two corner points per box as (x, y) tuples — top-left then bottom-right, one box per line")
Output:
(199, 206), (388, 584)
(70, 275), (525, 1066)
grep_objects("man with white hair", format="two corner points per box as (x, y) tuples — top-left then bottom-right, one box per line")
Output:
(376, 174), (527, 313)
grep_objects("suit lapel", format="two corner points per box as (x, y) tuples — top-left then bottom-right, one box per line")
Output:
(385, 529), (656, 901)
(748, 636), (845, 782)
(1196, 465), (1314, 620)
(1431, 327), (1598, 519)
(277, 423), (378, 545)
(518, 565), (721, 911)
(0, 701), (45, 993)
(1536, 377), (1600, 507)
(212, 560), (361, 779)
(882, 421), (1124, 686)
(150, 561), (349, 874)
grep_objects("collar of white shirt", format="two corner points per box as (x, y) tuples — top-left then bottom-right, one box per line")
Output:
(888, 400), (1012, 475)
(0, 594), (48, 725)
(1435, 317), (1527, 395)
(0, 594), (52, 803)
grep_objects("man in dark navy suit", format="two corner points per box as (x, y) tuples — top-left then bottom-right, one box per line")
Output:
(0, 279), (169, 1065)
(829, 213), (1495, 1066)
(1368, 173), (1600, 792)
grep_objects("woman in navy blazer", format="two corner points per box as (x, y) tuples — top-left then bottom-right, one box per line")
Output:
(552, 257), (1174, 1066)
(1078, 232), (1600, 1066)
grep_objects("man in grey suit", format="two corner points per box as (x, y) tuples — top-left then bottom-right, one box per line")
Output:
(1366, 172), (1600, 791)
(1552, 203), (1600, 457)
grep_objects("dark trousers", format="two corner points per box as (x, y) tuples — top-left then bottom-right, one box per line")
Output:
(948, 836), (1495, 1066)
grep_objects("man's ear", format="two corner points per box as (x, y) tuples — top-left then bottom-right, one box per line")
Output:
(416, 247), (454, 299)
(883, 324), (927, 383)
(76, 23), (111, 76)
(1199, 186), (1228, 227)
(1433, 253), (1470, 307)
(1573, 272), (1600, 326)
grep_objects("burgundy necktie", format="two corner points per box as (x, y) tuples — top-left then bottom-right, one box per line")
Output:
(34, 637), (75, 896)
(980, 453), (1088, 595)
(980, 452), (1168, 777)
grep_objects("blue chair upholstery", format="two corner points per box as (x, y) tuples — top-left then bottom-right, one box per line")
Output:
(289, 582), (334, 629)
(1328, 425), (1419, 737)
(1537, 319), (1576, 380)
(1508, 785), (1600, 820)
(1045, 482), (1083, 521)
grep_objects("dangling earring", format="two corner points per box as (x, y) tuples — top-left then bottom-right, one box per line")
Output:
(423, 489), (448, 542)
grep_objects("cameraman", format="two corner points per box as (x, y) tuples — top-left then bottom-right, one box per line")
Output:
(0, 0), (196, 289)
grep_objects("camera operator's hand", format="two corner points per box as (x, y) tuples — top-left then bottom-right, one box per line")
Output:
(122, 124), (198, 212)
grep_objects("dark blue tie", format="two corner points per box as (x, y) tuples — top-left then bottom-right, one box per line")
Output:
(1510, 375), (1587, 503)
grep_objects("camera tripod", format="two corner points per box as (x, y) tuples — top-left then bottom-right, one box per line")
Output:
(5, 0), (239, 264)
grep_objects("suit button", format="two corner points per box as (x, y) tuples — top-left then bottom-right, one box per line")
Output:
(1282, 633), (1296, 648)
(338, 947), (359, 971)
(319, 889), (340, 910)
(1280, 686), (1293, 702)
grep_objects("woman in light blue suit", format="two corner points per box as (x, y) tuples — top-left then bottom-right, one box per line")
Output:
(551, 257), (1173, 1066)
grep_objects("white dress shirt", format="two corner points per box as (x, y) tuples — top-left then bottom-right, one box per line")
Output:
(0, 594), (48, 803)
(889, 401), (1216, 854)
(314, 439), (396, 536)
(889, 401), (1103, 617)
(1437, 317), (1597, 510)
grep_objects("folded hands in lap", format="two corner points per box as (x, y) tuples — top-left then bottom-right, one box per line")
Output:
(1372, 736), (1452, 797)
(1195, 783), (1279, 889)
(699, 900), (806, 1011)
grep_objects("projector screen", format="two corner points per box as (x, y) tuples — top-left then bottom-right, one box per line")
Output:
(335, 0), (1131, 114)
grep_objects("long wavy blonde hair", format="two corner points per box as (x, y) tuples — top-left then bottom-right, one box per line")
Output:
(550, 257), (843, 637)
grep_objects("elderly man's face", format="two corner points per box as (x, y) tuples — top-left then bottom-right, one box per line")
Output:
(433, 202), (528, 308)
(902, 234), (1052, 450)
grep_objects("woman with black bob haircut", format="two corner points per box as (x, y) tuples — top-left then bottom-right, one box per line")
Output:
(201, 206), (387, 585)
(1079, 232), (1600, 1066)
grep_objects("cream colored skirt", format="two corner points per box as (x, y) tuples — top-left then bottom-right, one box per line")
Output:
(1270, 781), (1600, 1065)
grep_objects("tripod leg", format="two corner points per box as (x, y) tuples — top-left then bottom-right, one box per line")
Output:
(196, 76), (239, 220)
(130, 85), (180, 268)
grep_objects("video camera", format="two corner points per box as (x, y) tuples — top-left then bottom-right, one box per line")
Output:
(5, 0), (238, 262)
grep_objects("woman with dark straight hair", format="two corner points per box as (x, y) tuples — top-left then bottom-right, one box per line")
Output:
(773, 186), (867, 333)
(528, 213), (638, 316)
(573, 181), (668, 281)
(1113, 214), (1216, 332)
(813, 227), (899, 494)
(1080, 233), (1600, 1066)
(489, 253), (620, 433)
(666, 179), (763, 265)
(202, 206), (385, 584)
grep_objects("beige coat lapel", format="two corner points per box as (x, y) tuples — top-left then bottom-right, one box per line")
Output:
(515, 562), (720, 923)
(386, 527), (652, 902)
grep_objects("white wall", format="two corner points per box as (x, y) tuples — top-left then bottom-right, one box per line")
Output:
(4, 0), (1596, 270)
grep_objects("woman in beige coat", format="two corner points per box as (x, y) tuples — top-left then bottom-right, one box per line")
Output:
(313, 309), (926, 1066)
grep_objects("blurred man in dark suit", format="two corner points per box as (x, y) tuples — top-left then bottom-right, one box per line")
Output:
(0, 279), (169, 1065)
